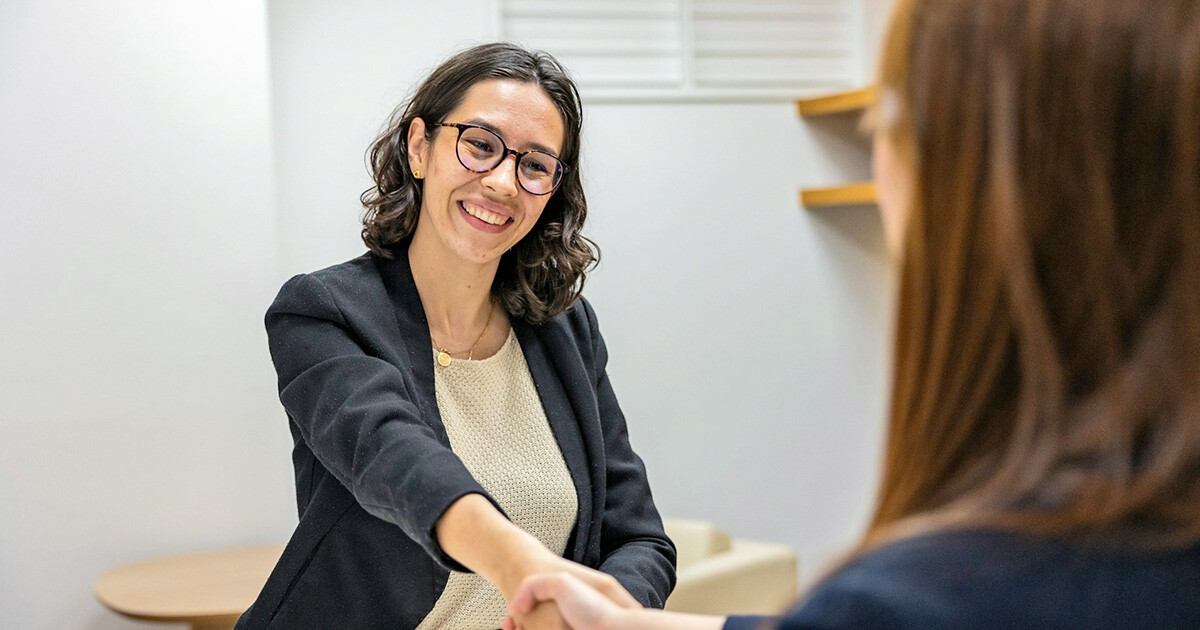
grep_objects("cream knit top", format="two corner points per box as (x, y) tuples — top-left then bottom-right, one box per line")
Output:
(415, 329), (578, 630)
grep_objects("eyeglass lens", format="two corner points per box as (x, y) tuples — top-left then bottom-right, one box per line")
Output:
(455, 126), (563, 195)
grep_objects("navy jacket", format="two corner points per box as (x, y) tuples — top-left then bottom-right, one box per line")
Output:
(726, 530), (1200, 630)
(237, 249), (675, 629)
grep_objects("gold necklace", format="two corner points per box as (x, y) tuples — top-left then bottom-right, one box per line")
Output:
(431, 302), (495, 367)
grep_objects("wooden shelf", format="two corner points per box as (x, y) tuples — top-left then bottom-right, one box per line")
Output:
(800, 182), (877, 208)
(796, 85), (878, 117)
(797, 87), (879, 211)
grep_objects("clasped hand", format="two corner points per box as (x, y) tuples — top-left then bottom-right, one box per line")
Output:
(501, 560), (637, 630)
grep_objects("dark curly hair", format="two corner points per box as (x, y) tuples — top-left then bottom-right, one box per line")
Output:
(360, 42), (597, 325)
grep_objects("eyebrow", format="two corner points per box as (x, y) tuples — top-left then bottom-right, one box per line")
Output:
(461, 117), (561, 157)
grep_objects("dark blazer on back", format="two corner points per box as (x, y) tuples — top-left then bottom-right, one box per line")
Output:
(237, 249), (676, 629)
(725, 530), (1200, 630)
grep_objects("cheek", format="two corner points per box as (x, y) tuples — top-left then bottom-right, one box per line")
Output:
(519, 199), (551, 234)
(873, 135), (911, 256)
(871, 135), (893, 207)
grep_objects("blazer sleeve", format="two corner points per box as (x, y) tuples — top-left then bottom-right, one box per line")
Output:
(266, 272), (502, 571)
(579, 299), (679, 608)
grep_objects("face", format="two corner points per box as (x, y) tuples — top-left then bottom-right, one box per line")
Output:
(407, 79), (566, 267)
(871, 102), (913, 261)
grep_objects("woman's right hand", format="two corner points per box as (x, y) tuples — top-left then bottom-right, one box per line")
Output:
(505, 571), (627, 630)
(502, 549), (641, 609)
(506, 572), (727, 630)
(500, 547), (641, 630)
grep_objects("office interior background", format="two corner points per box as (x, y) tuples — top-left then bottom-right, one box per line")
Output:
(0, 1), (895, 627)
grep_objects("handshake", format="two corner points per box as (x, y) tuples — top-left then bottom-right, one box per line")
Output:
(439, 494), (676, 630)
(499, 561), (642, 630)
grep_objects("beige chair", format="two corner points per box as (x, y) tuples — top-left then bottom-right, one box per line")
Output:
(663, 518), (798, 616)
(95, 519), (795, 628)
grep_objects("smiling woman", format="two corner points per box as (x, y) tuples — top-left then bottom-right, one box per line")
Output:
(236, 43), (676, 630)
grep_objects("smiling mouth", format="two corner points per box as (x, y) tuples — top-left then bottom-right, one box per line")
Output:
(459, 201), (513, 227)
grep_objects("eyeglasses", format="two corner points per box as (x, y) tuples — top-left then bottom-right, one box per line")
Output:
(435, 122), (568, 196)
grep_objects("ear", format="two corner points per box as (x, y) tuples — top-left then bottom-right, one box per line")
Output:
(407, 117), (429, 177)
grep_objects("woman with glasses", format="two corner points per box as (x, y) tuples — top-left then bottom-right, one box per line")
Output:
(237, 43), (673, 630)
(504, 0), (1200, 628)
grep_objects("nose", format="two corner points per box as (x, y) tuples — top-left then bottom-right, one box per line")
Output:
(481, 154), (520, 197)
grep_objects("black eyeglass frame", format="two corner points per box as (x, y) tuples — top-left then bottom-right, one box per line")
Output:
(434, 122), (569, 196)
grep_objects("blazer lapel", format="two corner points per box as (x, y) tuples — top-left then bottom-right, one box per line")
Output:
(514, 322), (594, 564)
(374, 249), (448, 444)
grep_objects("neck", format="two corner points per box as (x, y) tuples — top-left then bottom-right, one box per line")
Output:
(408, 230), (498, 344)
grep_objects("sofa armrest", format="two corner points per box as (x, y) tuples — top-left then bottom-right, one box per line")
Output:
(664, 539), (798, 616)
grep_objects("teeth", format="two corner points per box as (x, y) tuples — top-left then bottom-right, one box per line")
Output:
(462, 202), (508, 226)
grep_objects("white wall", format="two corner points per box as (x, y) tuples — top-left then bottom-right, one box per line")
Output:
(862, 0), (896, 81)
(268, 0), (894, 585)
(0, 2), (292, 628)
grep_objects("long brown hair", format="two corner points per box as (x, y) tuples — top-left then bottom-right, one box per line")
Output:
(869, 0), (1200, 550)
(360, 42), (597, 325)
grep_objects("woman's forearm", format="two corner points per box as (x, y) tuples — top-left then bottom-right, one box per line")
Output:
(435, 493), (550, 597)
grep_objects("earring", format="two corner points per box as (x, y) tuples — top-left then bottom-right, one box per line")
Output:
(413, 169), (422, 179)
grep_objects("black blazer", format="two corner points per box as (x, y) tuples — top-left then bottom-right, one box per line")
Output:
(237, 249), (676, 629)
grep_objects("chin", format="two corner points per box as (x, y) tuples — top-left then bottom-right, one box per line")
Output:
(452, 240), (507, 266)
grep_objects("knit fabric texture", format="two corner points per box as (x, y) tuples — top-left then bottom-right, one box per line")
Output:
(415, 328), (579, 630)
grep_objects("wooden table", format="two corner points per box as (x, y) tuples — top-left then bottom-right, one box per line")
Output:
(94, 544), (284, 630)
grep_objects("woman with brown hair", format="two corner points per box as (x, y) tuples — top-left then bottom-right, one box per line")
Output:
(506, 0), (1200, 628)
(237, 42), (673, 629)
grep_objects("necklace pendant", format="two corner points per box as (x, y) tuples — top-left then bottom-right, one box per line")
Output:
(436, 351), (453, 367)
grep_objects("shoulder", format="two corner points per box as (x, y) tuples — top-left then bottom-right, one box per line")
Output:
(779, 531), (1031, 629)
(270, 253), (387, 316)
(561, 295), (599, 334)
(781, 530), (1200, 630)
(523, 296), (606, 372)
(299, 252), (386, 297)
(530, 295), (597, 338)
